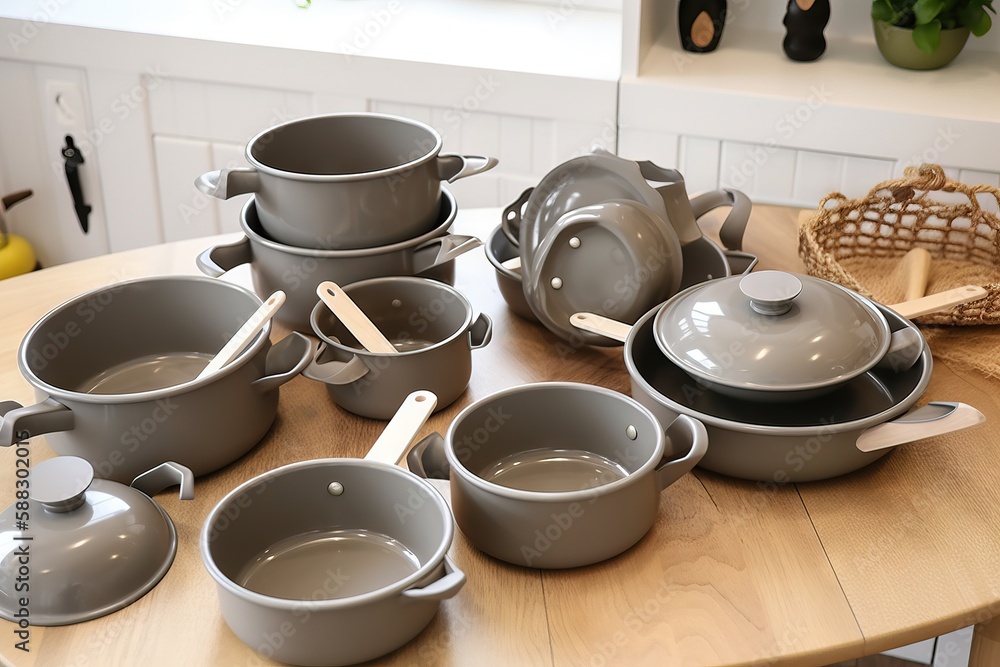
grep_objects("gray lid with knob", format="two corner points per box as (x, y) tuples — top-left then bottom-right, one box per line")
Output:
(0, 456), (192, 626)
(653, 270), (891, 392)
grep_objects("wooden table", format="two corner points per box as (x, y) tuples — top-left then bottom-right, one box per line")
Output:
(1, 205), (999, 667)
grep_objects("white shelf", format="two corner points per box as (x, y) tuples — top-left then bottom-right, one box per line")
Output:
(620, 27), (1000, 171)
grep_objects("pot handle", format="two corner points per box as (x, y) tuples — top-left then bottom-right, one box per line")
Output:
(406, 432), (451, 480)
(569, 312), (630, 344)
(855, 402), (985, 453)
(402, 554), (466, 601)
(689, 188), (752, 252)
(301, 342), (371, 386)
(635, 160), (685, 185)
(0, 398), (74, 445)
(724, 250), (759, 277)
(196, 237), (252, 277)
(436, 155), (499, 183)
(194, 167), (261, 200)
(131, 462), (195, 500)
(251, 332), (314, 394)
(501, 187), (532, 247)
(364, 390), (438, 466)
(654, 414), (709, 492)
(412, 234), (483, 275)
(468, 313), (493, 350)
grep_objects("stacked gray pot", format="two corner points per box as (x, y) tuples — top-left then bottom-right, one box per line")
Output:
(196, 112), (498, 331)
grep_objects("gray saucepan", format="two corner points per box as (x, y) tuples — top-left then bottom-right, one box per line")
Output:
(408, 382), (707, 569)
(195, 112), (497, 250)
(574, 304), (984, 482)
(304, 277), (492, 420)
(197, 189), (481, 332)
(201, 391), (465, 666)
(0, 276), (312, 483)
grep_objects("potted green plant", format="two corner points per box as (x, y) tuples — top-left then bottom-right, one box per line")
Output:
(871, 0), (995, 69)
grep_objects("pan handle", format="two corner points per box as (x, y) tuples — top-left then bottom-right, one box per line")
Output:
(251, 332), (314, 394)
(364, 391), (438, 466)
(406, 433), (451, 480)
(195, 168), (260, 200)
(654, 414), (709, 491)
(501, 187), (532, 247)
(196, 237), (252, 277)
(855, 402), (985, 452)
(301, 343), (371, 386)
(0, 398), (74, 445)
(401, 555), (466, 601)
(569, 312), (630, 344)
(689, 188), (753, 252)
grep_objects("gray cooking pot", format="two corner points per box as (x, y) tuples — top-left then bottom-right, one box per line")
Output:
(0, 277), (312, 483)
(201, 391), (465, 666)
(304, 277), (492, 420)
(620, 303), (984, 482)
(195, 112), (497, 250)
(0, 457), (193, 626)
(415, 382), (707, 569)
(197, 189), (480, 332)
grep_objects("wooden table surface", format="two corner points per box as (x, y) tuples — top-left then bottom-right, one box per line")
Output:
(1, 205), (999, 667)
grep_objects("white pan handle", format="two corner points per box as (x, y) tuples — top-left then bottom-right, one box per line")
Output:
(569, 312), (631, 344)
(855, 402), (985, 452)
(365, 391), (438, 466)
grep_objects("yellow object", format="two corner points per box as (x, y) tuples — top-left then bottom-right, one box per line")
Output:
(0, 234), (37, 280)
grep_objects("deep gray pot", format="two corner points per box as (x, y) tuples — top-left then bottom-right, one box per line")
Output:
(197, 190), (480, 332)
(430, 382), (707, 569)
(195, 112), (497, 249)
(304, 277), (492, 420)
(0, 277), (312, 483)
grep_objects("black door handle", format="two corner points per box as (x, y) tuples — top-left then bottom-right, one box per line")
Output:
(61, 135), (91, 234)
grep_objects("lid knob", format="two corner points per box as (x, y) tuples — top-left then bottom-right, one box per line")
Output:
(739, 271), (802, 316)
(29, 456), (93, 513)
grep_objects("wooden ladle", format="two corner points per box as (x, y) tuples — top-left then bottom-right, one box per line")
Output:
(316, 281), (397, 354)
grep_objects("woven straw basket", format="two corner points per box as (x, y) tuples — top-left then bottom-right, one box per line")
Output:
(798, 164), (1000, 326)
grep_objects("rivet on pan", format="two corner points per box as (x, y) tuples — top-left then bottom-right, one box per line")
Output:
(391, 299), (402, 308)
(327, 482), (345, 496)
(569, 237), (581, 249)
(626, 425), (637, 440)
(550, 277), (563, 290)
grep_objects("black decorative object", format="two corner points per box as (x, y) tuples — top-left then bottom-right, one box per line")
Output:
(678, 0), (727, 53)
(782, 0), (831, 62)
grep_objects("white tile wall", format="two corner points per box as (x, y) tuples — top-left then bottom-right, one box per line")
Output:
(153, 135), (219, 242)
(678, 136), (721, 194)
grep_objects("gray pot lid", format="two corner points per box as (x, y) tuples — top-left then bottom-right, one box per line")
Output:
(0, 457), (185, 626)
(652, 271), (891, 392)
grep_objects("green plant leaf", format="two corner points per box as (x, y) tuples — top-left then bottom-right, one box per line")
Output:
(959, 3), (994, 33)
(872, 0), (895, 21)
(913, 19), (943, 51)
(914, 0), (946, 24)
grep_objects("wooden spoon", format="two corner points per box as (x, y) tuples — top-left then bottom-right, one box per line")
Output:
(196, 290), (285, 380)
(889, 285), (988, 320)
(316, 281), (397, 354)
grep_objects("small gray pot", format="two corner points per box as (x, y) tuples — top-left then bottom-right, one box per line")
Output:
(0, 277), (312, 483)
(197, 189), (481, 332)
(304, 277), (492, 420)
(195, 112), (497, 249)
(201, 391), (464, 667)
(427, 382), (707, 569)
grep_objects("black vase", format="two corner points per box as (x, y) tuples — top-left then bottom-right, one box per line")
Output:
(678, 0), (727, 53)
(782, 0), (831, 62)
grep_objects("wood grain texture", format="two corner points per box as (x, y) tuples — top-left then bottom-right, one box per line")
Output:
(0, 205), (996, 666)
